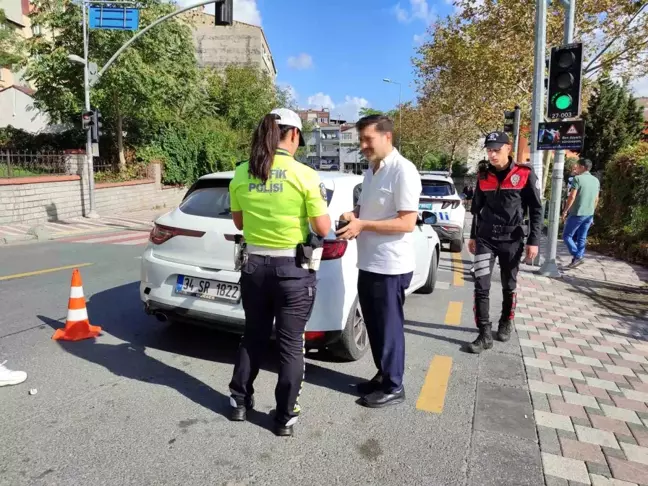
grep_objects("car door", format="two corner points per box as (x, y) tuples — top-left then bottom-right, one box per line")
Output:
(411, 223), (431, 289)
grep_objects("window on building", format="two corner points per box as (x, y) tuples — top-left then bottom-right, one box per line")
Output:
(342, 133), (353, 141)
(319, 117), (327, 123)
(31, 24), (42, 36)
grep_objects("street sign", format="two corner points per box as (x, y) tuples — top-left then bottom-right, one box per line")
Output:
(89, 6), (140, 31)
(537, 120), (585, 152)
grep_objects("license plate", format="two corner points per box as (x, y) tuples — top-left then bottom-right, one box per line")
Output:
(175, 275), (240, 302)
(419, 203), (433, 210)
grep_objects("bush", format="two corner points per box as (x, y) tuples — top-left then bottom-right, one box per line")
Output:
(591, 142), (648, 265)
(0, 126), (84, 151)
(141, 119), (248, 186)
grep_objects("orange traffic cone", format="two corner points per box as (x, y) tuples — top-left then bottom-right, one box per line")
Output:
(52, 269), (102, 341)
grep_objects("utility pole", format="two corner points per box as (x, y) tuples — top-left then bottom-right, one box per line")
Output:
(539, 0), (577, 277)
(529, 0), (547, 183)
(82, 0), (98, 219)
(383, 78), (402, 151)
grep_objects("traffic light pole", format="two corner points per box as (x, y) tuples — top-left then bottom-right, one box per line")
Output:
(529, 0), (547, 183)
(539, 0), (576, 277)
(82, 0), (99, 219)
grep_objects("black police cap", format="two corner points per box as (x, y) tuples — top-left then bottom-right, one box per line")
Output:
(484, 131), (510, 149)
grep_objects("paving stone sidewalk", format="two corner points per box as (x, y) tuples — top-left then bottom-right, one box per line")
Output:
(517, 246), (648, 486)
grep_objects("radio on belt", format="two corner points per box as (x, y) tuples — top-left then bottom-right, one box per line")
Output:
(297, 233), (324, 272)
(233, 234), (247, 271)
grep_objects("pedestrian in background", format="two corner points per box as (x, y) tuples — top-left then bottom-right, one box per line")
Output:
(336, 115), (422, 408)
(562, 158), (600, 268)
(467, 132), (542, 354)
(227, 108), (331, 437)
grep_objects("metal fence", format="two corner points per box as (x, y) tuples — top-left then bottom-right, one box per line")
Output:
(0, 151), (69, 178)
(93, 161), (152, 184)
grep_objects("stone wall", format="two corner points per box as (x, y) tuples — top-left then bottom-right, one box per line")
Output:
(0, 160), (186, 225)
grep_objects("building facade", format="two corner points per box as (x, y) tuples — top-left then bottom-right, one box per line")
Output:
(184, 10), (277, 79)
(0, 0), (50, 132)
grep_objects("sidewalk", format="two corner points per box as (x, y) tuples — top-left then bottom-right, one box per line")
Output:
(517, 241), (648, 485)
(0, 208), (170, 244)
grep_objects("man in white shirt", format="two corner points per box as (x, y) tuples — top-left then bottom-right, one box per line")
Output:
(336, 115), (422, 408)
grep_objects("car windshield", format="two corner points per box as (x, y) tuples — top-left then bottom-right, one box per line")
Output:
(179, 179), (334, 219)
(421, 181), (454, 197)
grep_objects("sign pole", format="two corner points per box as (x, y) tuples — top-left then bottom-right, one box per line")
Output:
(539, 0), (576, 277)
(83, 0), (99, 219)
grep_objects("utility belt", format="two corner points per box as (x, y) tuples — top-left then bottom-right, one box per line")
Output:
(234, 233), (324, 272)
(477, 223), (527, 242)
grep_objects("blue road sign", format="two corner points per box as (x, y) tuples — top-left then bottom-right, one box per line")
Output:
(89, 6), (140, 31)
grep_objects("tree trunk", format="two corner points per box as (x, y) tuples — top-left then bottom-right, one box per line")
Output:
(114, 92), (126, 173)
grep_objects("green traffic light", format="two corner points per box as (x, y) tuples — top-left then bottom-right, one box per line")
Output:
(554, 94), (572, 110)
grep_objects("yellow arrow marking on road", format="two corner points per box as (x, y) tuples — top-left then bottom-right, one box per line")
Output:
(0, 263), (93, 281)
(451, 252), (464, 287)
(444, 301), (463, 326)
(416, 355), (453, 414)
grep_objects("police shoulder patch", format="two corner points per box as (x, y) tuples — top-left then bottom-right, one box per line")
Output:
(319, 182), (327, 201)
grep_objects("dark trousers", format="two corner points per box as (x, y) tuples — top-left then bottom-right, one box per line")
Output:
(473, 236), (524, 327)
(229, 255), (316, 425)
(357, 270), (413, 393)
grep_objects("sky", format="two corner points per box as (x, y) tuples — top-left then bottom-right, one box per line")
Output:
(199, 0), (648, 123)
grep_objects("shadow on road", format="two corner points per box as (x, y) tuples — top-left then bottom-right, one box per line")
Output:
(39, 281), (365, 431)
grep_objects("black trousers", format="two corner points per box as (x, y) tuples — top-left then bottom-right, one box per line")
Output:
(357, 270), (413, 393)
(473, 236), (524, 327)
(229, 255), (316, 425)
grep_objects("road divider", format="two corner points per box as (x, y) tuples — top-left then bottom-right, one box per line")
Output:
(416, 355), (453, 414)
(444, 301), (463, 326)
(451, 252), (464, 287)
(0, 263), (94, 281)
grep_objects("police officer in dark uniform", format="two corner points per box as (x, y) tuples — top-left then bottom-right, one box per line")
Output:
(228, 108), (331, 436)
(467, 131), (542, 354)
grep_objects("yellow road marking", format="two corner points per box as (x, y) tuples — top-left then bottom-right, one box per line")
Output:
(0, 263), (93, 281)
(444, 301), (463, 326)
(416, 355), (453, 414)
(451, 252), (464, 287)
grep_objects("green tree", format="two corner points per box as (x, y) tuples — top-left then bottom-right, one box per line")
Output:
(26, 0), (204, 171)
(0, 9), (24, 68)
(582, 77), (645, 171)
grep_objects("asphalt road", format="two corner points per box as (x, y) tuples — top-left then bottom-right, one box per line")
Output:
(0, 227), (543, 486)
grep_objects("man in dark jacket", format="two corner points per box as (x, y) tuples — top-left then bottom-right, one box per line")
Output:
(467, 132), (543, 354)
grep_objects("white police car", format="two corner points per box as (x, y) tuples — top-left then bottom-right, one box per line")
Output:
(418, 171), (466, 252)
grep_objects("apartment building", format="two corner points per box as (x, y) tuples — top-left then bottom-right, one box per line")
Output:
(0, 0), (49, 132)
(184, 9), (277, 79)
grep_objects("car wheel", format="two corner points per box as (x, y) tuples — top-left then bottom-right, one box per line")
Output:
(450, 238), (463, 253)
(330, 298), (369, 362)
(416, 247), (438, 294)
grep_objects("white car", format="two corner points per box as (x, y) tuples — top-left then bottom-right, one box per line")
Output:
(418, 171), (466, 252)
(140, 171), (441, 361)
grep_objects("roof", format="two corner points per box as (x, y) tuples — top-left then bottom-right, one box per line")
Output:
(0, 84), (36, 97)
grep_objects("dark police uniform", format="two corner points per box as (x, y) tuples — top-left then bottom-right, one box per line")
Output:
(468, 132), (543, 353)
(228, 148), (328, 434)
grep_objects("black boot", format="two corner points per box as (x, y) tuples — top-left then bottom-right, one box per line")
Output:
(497, 320), (514, 342)
(229, 396), (254, 422)
(273, 422), (294, 437)
(468, 325), (493, 354)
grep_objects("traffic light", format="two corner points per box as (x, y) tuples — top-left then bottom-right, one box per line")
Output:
(91, 110), (103, 143)
(547, 42), (583, 119)
(81, 111), (94, 131)
(214, 0), (233, 26)
(504, 110), (515, 133)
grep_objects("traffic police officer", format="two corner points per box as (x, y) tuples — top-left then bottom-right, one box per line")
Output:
(228, 108), (331, 436)
(467, 131), (542, 354)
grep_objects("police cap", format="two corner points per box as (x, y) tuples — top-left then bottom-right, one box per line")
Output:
(484, 131), (510, 149)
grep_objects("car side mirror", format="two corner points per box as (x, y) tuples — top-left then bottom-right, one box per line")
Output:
(421, 211), (437, 225)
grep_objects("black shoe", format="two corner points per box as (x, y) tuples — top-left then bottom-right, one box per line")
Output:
(468, 325), (494, 354)
(356, 373), (383, 396)
(360, 388), (405, 408)
(567, 257), (584, 269)
(229, 396), (254, 422)
(273, 422), (294, 437)
(497, 320), (514, 342)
